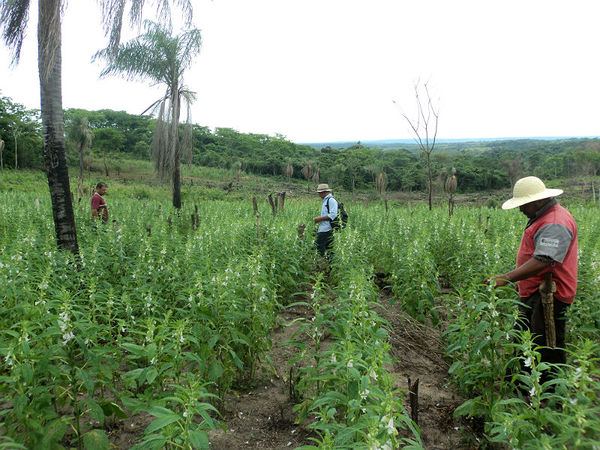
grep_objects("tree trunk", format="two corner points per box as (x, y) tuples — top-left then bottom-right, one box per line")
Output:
(173, 146), (181, 208)
(171, 87), (182, 209)
(79, 144), (84, 183)
(13, 133), (18, 169)
(103, 149), (109, 176)
(39, 0), (79, 254)
(427, 152), (432, 210)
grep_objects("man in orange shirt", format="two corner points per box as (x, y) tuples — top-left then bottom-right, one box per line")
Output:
(91, 182), (109, 223)
(489, 176), (578, 390)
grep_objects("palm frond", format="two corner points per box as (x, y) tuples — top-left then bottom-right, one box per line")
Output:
(180, 100), (193, 165)
(0, 0), (31, 64)
(100, 0), (194, 58)
(151, 98), (170, 180)
(99, 0), (126, 57)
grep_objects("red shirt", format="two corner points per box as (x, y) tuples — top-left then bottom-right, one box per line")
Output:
(91, 193), (108, 222)
(516, 203), (578, 303)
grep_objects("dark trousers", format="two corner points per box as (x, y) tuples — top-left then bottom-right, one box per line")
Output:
(316, 231), (333, 258)
(516, 290), (570, 387)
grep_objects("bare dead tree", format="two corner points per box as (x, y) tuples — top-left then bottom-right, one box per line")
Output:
(395, 81), (439, 210)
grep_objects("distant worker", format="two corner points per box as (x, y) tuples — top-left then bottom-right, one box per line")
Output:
(314, 183), (338, 259)
(91, 182), (109, 223)
(487, 176), (578, 392)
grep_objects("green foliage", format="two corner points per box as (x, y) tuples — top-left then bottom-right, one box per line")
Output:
(5, 93), (600, 193)
(0, 190), (312, 448)
(0, 95), (43, 169)
(287, 230), (422, 449)
(0, 180), (598, 448)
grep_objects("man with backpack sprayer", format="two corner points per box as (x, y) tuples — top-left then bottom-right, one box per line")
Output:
(486, 176), (578, 395)
(314, 184), (338, 259)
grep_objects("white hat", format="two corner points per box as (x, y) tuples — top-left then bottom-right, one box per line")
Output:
(316, 183), (331, 193)
(501, 176), (563, 210)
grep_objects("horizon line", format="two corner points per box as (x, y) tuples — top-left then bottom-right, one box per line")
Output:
(296, 135), (600, 145)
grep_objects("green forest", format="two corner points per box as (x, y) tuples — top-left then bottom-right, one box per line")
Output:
(1, 94), (599, 194)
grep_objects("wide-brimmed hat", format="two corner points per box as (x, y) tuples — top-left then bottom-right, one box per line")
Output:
(502, 176), (563, 210)
(316, 183), (332, 193)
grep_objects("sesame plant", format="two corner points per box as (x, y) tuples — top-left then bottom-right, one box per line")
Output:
(287, 228), (422, 449)
(0, 190), (312, 448)
(355, 202), (600, 447)
(444, 284), (521, 418)
(1, 179), (598, 449)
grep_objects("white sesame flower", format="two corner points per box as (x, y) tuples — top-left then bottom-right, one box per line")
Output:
(524, 356), (533, 368)
(347, 361), (353, 368)
(62, 331), (75, 345)
(529, 386), (536, 397)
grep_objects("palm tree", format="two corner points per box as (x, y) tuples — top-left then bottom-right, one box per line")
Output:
(66, 116), (93, 201)
(94, 21), (201, 209)
(0, 0), (193, 252)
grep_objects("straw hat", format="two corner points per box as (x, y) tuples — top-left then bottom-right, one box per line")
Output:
(501, 176), (563, 210)
(316, 183), (332, 193)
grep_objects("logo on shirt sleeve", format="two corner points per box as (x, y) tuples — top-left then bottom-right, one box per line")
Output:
(539, 237), (559, 248)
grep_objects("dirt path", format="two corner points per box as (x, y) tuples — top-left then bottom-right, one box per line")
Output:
(375, 293), (483, 449)
(207, 302), (316, 449)
(207, 286), (485, 449)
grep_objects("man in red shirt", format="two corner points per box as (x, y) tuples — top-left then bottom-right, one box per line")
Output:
(489, 176), (578, 390)
(91, 182), (109, 223)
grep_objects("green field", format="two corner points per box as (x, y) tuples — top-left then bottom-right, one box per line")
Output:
(1, 169), (599, 449)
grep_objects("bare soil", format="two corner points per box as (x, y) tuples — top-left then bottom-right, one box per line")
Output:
(374, 293), (484, 449)
(207, 303), (317, 449)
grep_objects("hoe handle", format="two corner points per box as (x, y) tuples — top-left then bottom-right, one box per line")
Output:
(539, 272), (557, 348)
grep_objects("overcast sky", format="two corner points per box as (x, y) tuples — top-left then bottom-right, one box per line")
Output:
(1, 0), (599, 143)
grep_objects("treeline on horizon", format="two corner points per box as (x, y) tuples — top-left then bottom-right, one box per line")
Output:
(2, 95), (599, 193)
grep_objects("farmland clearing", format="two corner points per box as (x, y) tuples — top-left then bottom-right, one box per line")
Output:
(0, 170), (599, 449)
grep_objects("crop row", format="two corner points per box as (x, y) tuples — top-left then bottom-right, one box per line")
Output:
(1, 192), (598, 449)
(354, 203), (600, 448)
(287, 227), (421, 449)
(0, 193), (313, 449)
